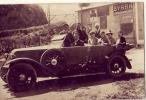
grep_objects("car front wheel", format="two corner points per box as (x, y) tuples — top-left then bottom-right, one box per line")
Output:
(7, 63), (37, 92)
(107, 55), (126, 78)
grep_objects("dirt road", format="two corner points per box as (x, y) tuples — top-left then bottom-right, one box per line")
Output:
(0, 48), (144, 100)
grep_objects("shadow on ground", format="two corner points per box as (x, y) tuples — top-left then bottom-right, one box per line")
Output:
(4, 72), (144, 98)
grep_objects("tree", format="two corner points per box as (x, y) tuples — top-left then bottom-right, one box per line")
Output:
(0, 4), (48, 31)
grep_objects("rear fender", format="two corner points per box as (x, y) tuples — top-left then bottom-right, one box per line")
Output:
(6, 58), (46, 76)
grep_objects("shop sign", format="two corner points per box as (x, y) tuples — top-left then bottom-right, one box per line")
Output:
(113, 3), (133, 12)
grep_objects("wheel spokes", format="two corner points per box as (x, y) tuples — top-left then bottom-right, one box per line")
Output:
(45, 55), (59, 66)
(10, 69), (33, 88)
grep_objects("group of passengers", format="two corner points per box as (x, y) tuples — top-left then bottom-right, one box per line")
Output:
(62, 23), (126, 47)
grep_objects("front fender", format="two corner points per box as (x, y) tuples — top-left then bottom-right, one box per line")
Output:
(107, 53), (132, 69)
(123, 56), (132, 69)
(5, 58), (46, 76)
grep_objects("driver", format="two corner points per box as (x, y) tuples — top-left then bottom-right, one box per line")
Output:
(62, 29), (75, 47)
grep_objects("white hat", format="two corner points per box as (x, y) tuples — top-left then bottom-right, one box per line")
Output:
(106, 30), (113, 35)
(95, 23), (99, 27)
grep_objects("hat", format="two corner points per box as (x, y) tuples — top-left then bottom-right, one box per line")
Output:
(106, 30), (113, 35)
(89, 31), (95, 35)
(95, 23), (99, 27)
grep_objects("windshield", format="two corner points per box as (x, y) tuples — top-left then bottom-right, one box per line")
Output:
(51, 34), (66, 41)
(50, 34), (66, 47)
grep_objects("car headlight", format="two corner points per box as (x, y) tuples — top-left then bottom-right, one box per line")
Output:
(9, 54), (16, 59)
(2, 63), (10, 68)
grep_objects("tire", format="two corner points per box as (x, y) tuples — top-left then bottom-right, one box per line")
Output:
(107, 55), (126, 78)
(40, 50), (64, 76)
(7, 63), (37, 92)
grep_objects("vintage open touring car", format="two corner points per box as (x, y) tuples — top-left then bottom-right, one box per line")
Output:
(0, 34), (134, 92)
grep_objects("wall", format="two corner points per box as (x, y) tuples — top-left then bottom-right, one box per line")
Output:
(137, 2), (144, 44)
(78, 3), (144, 45)
(107, 4), (119, 40)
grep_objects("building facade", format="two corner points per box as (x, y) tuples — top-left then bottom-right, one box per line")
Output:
(78, 2), (144, 45)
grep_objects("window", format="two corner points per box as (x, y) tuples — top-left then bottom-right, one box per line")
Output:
(97, 6), (109, 16)
(120, 23), (133, 35)
(90, 9), (96, 17)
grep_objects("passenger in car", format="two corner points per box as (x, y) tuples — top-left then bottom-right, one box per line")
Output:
(100, 31), (109, 44)
(88, 31), (98, 45)
(106, 30), (116, 45)
(73, 30), (84, 46)
(76, 24), (88, 43)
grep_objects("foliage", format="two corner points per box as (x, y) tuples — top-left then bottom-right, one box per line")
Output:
(0, 4), (48, 31)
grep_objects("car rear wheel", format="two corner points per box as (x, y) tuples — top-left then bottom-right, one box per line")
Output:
(7, 63), (37, 92)
(107, 55), (126, 78)
(40, 50), (64, 76)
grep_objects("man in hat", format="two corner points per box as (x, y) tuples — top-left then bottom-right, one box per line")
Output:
(106, 30), (116, 45)
(100, 31), (109, 44)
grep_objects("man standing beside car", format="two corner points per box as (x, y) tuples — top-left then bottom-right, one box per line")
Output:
(116, 31), (126, 46)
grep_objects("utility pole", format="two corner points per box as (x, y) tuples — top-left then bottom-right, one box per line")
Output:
(80, 7), (83, 24)
(79, 3), (90, 24)
(48, 4), (51, 25)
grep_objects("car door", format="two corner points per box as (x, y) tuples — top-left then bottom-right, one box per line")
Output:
(61, 46), (89, 65)
(89, 45), (115, 64)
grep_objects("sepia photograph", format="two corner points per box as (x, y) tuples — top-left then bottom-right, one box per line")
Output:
(0, 1), (145, 100)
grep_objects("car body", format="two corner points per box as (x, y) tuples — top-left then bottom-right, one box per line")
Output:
(0, 34), (134, 92)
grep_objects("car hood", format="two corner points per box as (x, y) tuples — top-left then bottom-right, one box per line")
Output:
(11, 40), (62, 53)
